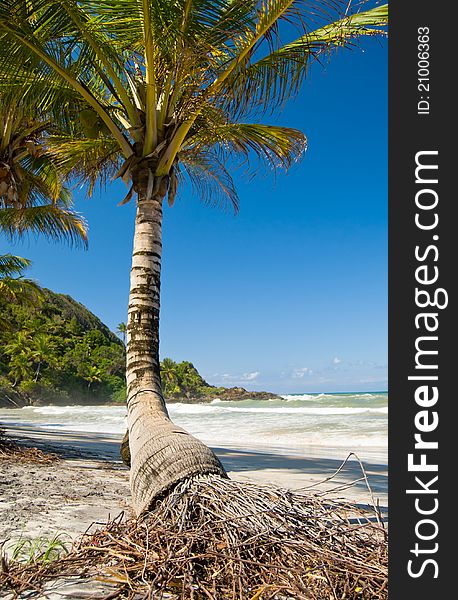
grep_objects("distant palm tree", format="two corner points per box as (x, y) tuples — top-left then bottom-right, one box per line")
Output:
(160, 357), (180, 395)
(3, 330), (33, 385)
(30, 333), (54, 381)
(116, 322), (127, 346)
(7, 352), (32, 387)
(83, 365), (103, 389)
(3, 330), (31, 357)
(0, 0), (387, 515)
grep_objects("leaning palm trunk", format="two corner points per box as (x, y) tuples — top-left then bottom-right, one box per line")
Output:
(126, 174), (226, 516)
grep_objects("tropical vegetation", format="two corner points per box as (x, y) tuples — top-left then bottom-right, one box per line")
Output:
(0, 286), (233, 406)
(0, 0), (388, 515)
(0, 286), (126, 406)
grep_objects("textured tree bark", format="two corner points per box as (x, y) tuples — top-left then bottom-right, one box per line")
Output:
(126, 175), (226, 516)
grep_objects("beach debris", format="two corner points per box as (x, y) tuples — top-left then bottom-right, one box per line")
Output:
(1, 469), (387, 599)
(0, 430), (59, 465)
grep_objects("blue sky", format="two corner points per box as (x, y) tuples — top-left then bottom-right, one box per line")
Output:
(2, 34), (387, 394)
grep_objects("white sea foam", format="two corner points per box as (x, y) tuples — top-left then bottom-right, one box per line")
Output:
(280, 394), (314, 401)
(280, 392), (378, 401)
(4, 392), (387, 454)
(28, 405), (124, 416)
(170, 404), (387, 416)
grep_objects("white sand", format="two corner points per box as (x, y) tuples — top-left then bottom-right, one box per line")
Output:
(0, 426), (387, 549)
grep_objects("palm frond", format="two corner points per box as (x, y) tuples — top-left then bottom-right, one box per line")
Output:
(0, 253), (31, 277)
(47, 135), (122, 193)
(223, 3), (388, 115)
(10, 158), (71, 206)
(179, 149), (240, 214)
(0, 252), (40, 305)
(0, 95), (89, 247)
(186, 122), (307, 172)
(0, 206), (88, 248)
(0, 0), (133, 157)
(283, 4), (388, 52)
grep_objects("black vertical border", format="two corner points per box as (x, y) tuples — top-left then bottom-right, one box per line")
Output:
(389, 0), (455, 597)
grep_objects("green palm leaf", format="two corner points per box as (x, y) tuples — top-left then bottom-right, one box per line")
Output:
(0, 206), (88, 247)
(179, 149), (240, 213)
(0, 253), (41, 305)
(223, 4), (389, 114)
(1, 96), (88, 247)
(46, 136), (122, 192)
(186, 122), (307, 172)
(0, 253), (31, 276)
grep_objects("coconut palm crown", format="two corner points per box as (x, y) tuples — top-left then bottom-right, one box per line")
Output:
(0, 0), (388, 515)
(1, 97), (88, 246)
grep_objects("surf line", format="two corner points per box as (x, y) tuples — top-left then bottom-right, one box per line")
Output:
(405, 150), (448, 580)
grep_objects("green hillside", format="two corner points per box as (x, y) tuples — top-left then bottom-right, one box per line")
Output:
(0, 288), (126, 406)
(0, 288), (279, 407)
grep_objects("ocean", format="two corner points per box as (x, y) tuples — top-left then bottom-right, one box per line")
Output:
(0, 392), (387, 462)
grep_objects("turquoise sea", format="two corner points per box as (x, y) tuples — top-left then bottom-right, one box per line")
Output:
(0, 392), (387, 462)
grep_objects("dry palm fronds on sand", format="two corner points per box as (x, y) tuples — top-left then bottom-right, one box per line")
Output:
(0, 430), (59, 464)
(1, 456), (387, 600)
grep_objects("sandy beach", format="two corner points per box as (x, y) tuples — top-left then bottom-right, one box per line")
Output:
(1, 425), (387, 554)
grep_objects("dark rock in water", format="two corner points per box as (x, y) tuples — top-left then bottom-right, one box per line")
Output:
(212, 386), (280, 402)
(167, 386), (281, 404)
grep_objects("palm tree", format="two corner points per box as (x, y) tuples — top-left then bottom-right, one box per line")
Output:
(160, 357), (180, 396)
(0, 97), (88, 315)
(3, 330), (32, 358)
(116, 322), (127, 346)
(83, 364), (103, 389)
(0, 0), (387, 515)
(3, 330), (33, 385)
(0, 254), (40, 304)
(30, 333), (54, 381)
(0, 97), (88, 246)
(7, 352), (33, 386)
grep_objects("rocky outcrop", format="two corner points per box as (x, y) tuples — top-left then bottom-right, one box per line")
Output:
(167, 386), (281, 404)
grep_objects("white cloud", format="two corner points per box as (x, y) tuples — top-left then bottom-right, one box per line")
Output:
(212, 371), (260, 384)
(241, 371), (260, 381)
(292, 367), (313, 379)
(332, 357), (342, 364)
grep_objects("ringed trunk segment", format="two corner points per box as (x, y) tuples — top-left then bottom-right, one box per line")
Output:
(126, 181), (165, 406)
(126, 176), (227, 516)
(128, 408), (227, 516)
